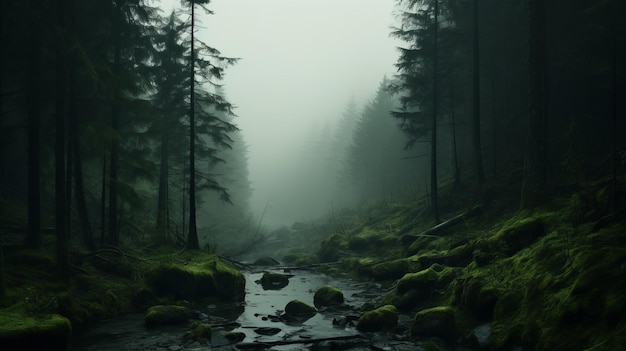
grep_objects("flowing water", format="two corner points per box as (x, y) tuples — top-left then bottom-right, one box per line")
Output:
(70, 269), (427, 350)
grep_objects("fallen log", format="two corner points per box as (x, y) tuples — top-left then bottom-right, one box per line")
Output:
(401, 205), (483, 248)
(235, 333), (367, 349)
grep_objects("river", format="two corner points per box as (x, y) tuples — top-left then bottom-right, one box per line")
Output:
(70, 269), (438, 350)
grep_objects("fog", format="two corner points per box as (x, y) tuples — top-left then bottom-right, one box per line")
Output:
(160, 0), (401, 227)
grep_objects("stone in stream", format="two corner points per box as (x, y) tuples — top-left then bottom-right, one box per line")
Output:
(283, 299), (318, 321)
(145, 305), (190, 326)
(253, 327), (282, 336)
(313, 286), (345, 308)
(257, 272), (293, 290)
(356, 304), (398, 332)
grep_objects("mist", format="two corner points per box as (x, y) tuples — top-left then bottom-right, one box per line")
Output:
(160, 0), (401, 227)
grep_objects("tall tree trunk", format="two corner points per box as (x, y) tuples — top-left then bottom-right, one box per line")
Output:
(430, 0), (440, 224)
(156, 121), (170, 238)
(55, 0), (70, 270)
(521, 0), (548, 208)
(611, 16), (617, 213)
(108, 0), (122, 246)
(27, 0), (42, 249)
(472, 0), (485, 184)
(100, 151), (107, 245)
(491, 63), (497, 180)
(188, 2), (200, 249)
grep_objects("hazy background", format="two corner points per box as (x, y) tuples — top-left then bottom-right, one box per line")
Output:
(160, 0), (401, 227)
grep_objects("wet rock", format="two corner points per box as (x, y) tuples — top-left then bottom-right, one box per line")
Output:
(253, 327), (281, 336)
(0, 313), (71, 351)
(150, 258), (245, 301)
(257, 272), (292, 290)
(385, 264), (457, 310)
(223, 331), (246, 343)
(332, 315), (359, 329)
(252, 257), (281, 266)
(283, 300), (317, 321)
(182, 322), (212, 343)
(145, 305), (190, 326)
(410, 306), (457, 340)
(314, 286), (345, 308)
(357, 304), (398, 332)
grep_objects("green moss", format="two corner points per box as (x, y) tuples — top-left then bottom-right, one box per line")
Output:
(357, 304), (398, 332)
(0, 312), (71, 350)
(318, 233), (348, 262)
(313, 286), (344, 307)
(386, 264), (457, 310)
(183, 322), (212, 343)
(149, 254), (245, 301)
(145, 305), (189, 326)
(411, 306), (456, 340)
(284, 300), (317, 321)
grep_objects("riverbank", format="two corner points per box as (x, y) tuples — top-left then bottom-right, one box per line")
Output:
(0, 244), (244, 349)
(263, 179), (626, 350)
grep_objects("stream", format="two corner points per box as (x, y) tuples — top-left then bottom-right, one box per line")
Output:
(69, 269), (439, 351)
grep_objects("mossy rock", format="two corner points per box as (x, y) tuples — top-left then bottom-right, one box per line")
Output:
(149, 257), (245, 301)
(183, 322), (212, 343)
(0, 313), (71, 351)
(357, 304), (398, 332)
(387, 264), (457, 310)
(313, 286), (344, 308)
(282, 253), (317, 266)
(318, 233), (347, 262)
(369, 259), (410, 281)
(223, 331), (246, 343)
(145, 305), (189, 326)
(258, 272), (292, 290)
(495, 218), (546, 255)
(283, 300), (317, 321)
(452, 278), (498, 321)
(411, 306), (457, 340)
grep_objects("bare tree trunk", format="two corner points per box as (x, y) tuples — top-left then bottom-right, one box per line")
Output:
(472, 0), (485, 185)
(55, 0), (70, 270)
(27, 0), (42, 249)
(100, 151), (107, 245)
(188, 2), (200, 249)
(521, 0), (548, 208)
(430, 0), (440, 224)
(156, 123), (170, 238)
(108, 0), (123, 246)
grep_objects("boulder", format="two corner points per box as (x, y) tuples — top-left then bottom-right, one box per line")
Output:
(0, 313), (71, 351)
(356, 305), (398, 332)
(386, 264), (457, 310)
(145, 305), (189, 326)
(183, 322), (212, 343)
(313, 286), (344, 308)
(283, 300), (317, 321)
(258, 272), (292, 290)
(411, 306), (457, 340)
(150, 258), (245, 302)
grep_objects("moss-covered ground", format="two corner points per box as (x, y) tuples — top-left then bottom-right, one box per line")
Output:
(0, 242), (244, 346)
(275, 178), (626, 351)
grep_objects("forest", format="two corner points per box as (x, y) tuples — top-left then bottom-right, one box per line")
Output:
(0, 0), (624, 350)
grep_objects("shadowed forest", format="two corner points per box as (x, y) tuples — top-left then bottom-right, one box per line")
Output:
(0, 0), (625, 350)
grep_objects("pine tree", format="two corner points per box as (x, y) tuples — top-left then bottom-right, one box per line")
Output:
(390, 0), (441, 223)
(182, 0), (237, 250)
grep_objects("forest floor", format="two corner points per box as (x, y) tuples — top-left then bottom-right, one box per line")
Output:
(1, 176), (625, 351)
(264, 176), (626, 351)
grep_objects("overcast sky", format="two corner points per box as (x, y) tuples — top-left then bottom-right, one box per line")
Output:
(159, 0), (401, 225)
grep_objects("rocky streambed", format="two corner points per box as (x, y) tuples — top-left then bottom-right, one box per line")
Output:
(69, 268), (449, 351)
